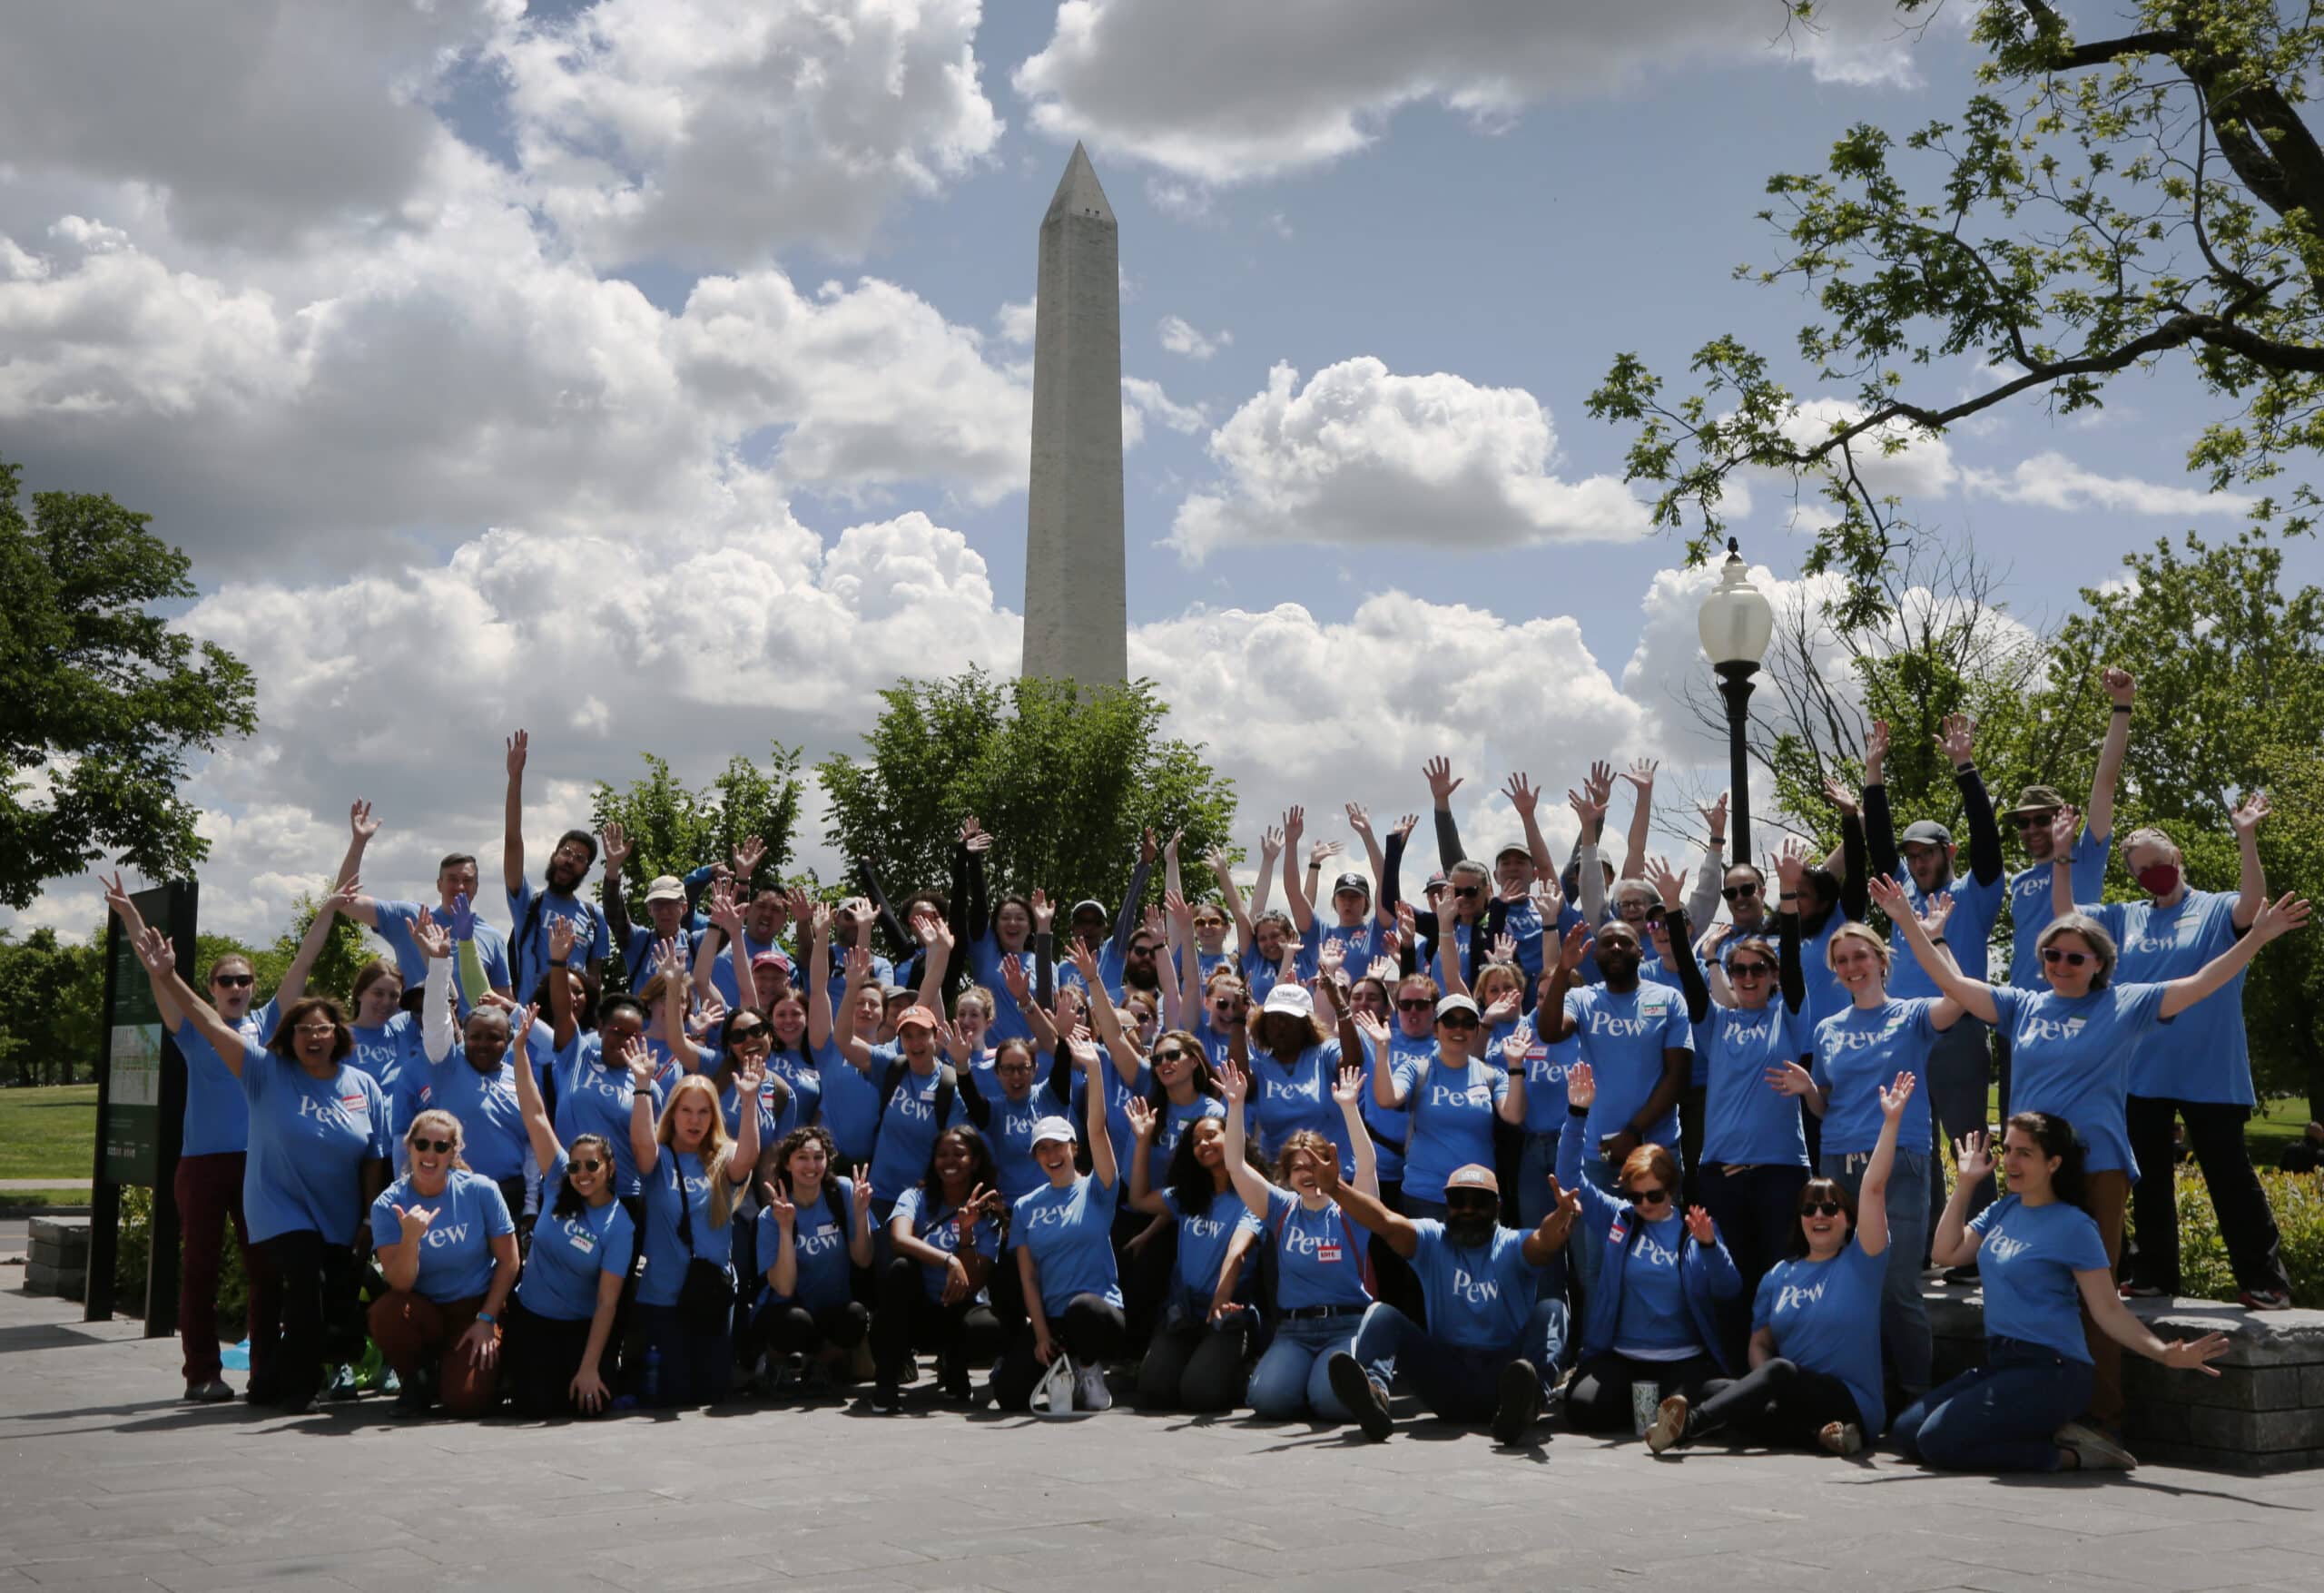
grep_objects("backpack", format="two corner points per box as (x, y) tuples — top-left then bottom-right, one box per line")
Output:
(880, 1059), (957, 1133)
(516, 889), (604, 996)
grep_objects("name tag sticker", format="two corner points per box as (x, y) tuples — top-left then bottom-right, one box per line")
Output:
(569, 1231), (596, 1254)
(1316, 1244), (1343, 1263)
(340, 1095), (368, 1112)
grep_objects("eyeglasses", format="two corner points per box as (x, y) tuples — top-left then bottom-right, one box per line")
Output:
(1644, 906), (1667, 923)
(1396, 998), (1433, 1012)
(1153, 1047), (1187, 1064)
(2042, 947), (2091, 968)
(1629, 1186), (1670, 1205)
(571, 1159), (606, 1174)
(1720, 884), (1758, 901)
(212, 973), (256, 988)
(409, 1137), (455, 1155)
(1799, 1200), (1844, 1218)
(1438, 1014), (1479, 1031)
(293, 1021), (337, 1036)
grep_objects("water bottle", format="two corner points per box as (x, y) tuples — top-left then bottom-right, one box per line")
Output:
(642, 1344), (663, 1406)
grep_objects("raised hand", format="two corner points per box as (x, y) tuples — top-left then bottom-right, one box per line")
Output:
(1140, 827), (1160, 866)
(1862, 719), (1890, 781)
(1389, 813), (1420, 844)
(1366, 954), (1400, 984)
(1480, 990), (1520, 1028)
(1538, 1175), (1582, 1247)
(1344, 802), (1374, 840)
(761, 1180), (796, 1228)
(732, 835), (767, 881)
(133, 925), (175, 978)
(1030, 890), (1054, 933)
(1586, 760), (1616, 809)
(1261, 823), (1285, 858)
(622, 1036), (658, 1091)
(599, 821), (631, 876)
(1683, 1205), (1716, 1245)
(1821, 775), (1860, 819)
(1218, 1063), (1249, 1106)
(411, 909), (452, 962)
(1866, 873), (1908, 919)
(1502, 771), (1540, 818)
(1353, 1010), (1391, 1051)
(708, 880), (745, 938)
(1531, 874), (1567, 924)
(2102, 665), (2135, 708)
(1878, 1070), (1918, 1122)
(1697, 791), (1728, 841)
(685, 996), (729, 1041)
(1332, 1064), (1364, 1108)
(654, 935), (690, 987)
(1765, 1060), (1817, 1098)
(1620, 758), (1659, 796)
(548, 913), (576, 965)
(1066, 940), (1101, 987)
(842, 944), (872, 987)
(930, 1015), (965, 1062)
(1641, 854), (1683, 911)
(1395, 900), (1419, 942)
(393, 1203), (437, 1243)
(1163, 829), (1183, 866)
(1565, 1060), (1596, 1111)
(999, 953), (1033, 1006)
(1556, 920), (1590, 973)
(960, 814), (992, 854)
(1776, 837), (1808, 893)
(917, 913), (954, 953)
(2250, 891), (2313, 944)
(506, 729), (528, 778)
(447, 891), (477, 943)
(1507, 1016), (1535, 1057)
(1955, 1129), (1994, 1182)
(784, 885), (815, 926)
(350, 799), (382, 842)
(1317, 939), (1345, 978)
(101, 871), (143, 930)
(1308, 838), (1344, 870)
(1566, 782), (1607, 836)
(1936, 713), (1976, 766)
(1919, 892), (1955, 939)
(2232, 790), (2271, 837)
(1423, 756), (1462, 806)
(2048, 804), (2082, 857)
(1490, 930), (1518, 964)
(1066, 1033), (1103, 1075)
(1124, 1097), (1159, 1141)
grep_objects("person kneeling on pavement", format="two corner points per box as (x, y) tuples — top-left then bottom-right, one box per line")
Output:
(1321, 1159), (1581, 1445)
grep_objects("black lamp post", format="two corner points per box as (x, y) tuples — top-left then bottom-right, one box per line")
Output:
(1697, 536), (1776, 867)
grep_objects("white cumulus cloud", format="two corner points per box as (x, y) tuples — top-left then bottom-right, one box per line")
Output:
(1157, 314), (1230, 361)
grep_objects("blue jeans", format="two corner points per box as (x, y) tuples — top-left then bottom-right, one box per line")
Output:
(1248, 1312), (1364, 1420)
(1516, 1133), (1572, 1304)
(1893, 1337), (2093, 1472)
(1820, 1146), (1931, 1400)
(1348, 1297), (1569, 1422)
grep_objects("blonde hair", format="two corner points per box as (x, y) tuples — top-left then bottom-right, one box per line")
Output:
(404, 1108), (471, 1172)
(1473, 961), (1525, 1008)
(656, 1075), (740, 1229)
(1826, 921), (1893, 975)
(2122, 826), (2180, 867)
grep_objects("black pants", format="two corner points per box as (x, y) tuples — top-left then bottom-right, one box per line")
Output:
(870, 1257), (1003, 1379)
(251, 1229), (359, 1409)
(1135, 1309), (1251, 1412)
(1697, 1164), (1808, 1302)
(1115, 1206), (1174, 1353)
(1565, 1351), (1723, 1433)
(990, 1294), (1126, 1410)
(2125, 1096), (2291, 1295)
(1366, 1180), (1427, 1327)
(502, 1297), (609, 1418)
(1691, 1357), (1864, 1448)
(753, 1298), (870, 1357)
(1679, 1086), (1708, 1207)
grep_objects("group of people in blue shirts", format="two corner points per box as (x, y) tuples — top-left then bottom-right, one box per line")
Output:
(110, 682), (2308, 1470)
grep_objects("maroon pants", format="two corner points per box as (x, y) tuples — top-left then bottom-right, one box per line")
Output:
(369, 1291), (502, 1415)
(173, 1152), (279, 1389)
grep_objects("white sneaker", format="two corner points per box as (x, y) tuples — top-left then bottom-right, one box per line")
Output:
(2055, 1421), (2137, 1470)
(1074, 1360), (1112, 1412)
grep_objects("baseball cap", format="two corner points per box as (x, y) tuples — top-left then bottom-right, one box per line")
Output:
(1029, 1115), (1078, 1148)
(894, 1007), (937, 1031)
(1423, 870), (1449, 893)
(644, 874), (686, 905)
(1494, 841), (1531, 863)
(1899, 820), (1954, 849)
(1069, 899), (1106, 920)
(749, 949), (790, 970)
(1261, 983), (1314, 1019)
(1332, 871), (1371, 899)
(1435, 993), (1481, 1020)
(1445, 1164), (1500, 1197)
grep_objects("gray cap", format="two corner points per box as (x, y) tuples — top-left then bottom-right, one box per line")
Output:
(1069, 899), (1106, 920)
(1030, 1115), (1078, 1148)
(1899, 820), (1954, 849)
(1435, 993), (1481, 1020)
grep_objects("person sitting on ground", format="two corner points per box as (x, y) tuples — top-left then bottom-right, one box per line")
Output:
(368, 1109), (520, 1417)
(1124, 1101), (1265, 1413)
(873, 1125), (1007, 1411)
(750, 1124), (873, 1397)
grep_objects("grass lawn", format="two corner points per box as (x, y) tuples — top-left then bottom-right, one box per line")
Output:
(0, 1085), (97, 1180)
(0, 1189), (94, 1212)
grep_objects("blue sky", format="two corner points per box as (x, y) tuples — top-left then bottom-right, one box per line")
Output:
(1, 1), (2308, 942)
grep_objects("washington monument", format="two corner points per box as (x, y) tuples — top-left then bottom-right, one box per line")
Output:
(1020, 143), (1128, 687)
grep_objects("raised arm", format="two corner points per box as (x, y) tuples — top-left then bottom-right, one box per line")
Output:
(1248, 825), (1282, 923)
(832, 943), (876, 1074)
(1209, 846), (1256, 952)
(1330, 1061), (1380, 1200)
(1359, 1012), (1408, 1110)
(1506, 772), (1558, 880)
(1536, 922), (1588, 1042)
(1069, 1035), (1118, 1190)
(124, 921), (243, 1070)
(1114, 829), (1158, 952)
(502, 729), (528, 898)
(1657, 888), (1711, 1025)
(625, 1042), (662, 1176)
(1854, 1072), (1915, 1259)
(1122, 1098), (1170, 1215)
(2085, 667), (2135, 841)
(545, 917), (578, 1050)
(1939, 716), (2004, 886)
(2158, 893), (2309, 1018)
(276, 879), (358, 1009)
(1315, 1135), (1417, 1259)
(1618, 759), (1659, 880)
(762, 1181), (799, 1299)
(1281, 808), (1316, 933)
(1345, 805), (1389, 926)
(506, 1003), (563, 1171)
(913, 914), (954, 1014)
(1219, 1066), (1285, 1212)
(1861, 721), (1898, 882)
(1869, 874), (1999, 1023)
(1686, 792), (1727, 929)
(417, 918), (456, 1063)
(724, 1057), (763, 1186)
(1071, 943), (1146, 1087)
(1931, 1131), (1991, 1268)
(962, 817), (992, 941)
(336, 798), (379, 899)
(1423, 756), (1465, 871)
(600, 821), (638, 966)
(2231, 792), (2270, 931)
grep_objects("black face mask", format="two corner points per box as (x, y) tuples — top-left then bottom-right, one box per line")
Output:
(1445, 1209), (1497, 1247)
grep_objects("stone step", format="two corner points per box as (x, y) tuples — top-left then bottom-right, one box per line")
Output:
(24, 1259), (86, 1300)
(26, 1216), (90, 1254)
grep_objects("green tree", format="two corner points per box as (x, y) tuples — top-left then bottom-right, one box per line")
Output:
(249, 897), (374, 1007)
(817, 672), (1239, 910)
(588, 743), (804, 919)
(1589, 1), (2324, 624)
(0, 457), (257, 907)
(0, 928), (104, 1086)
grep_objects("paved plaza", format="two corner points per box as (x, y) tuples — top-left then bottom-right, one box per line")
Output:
(1, 1286), (2319, 1593)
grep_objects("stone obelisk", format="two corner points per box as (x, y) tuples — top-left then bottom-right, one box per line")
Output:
(1020, 143), (1128, 687)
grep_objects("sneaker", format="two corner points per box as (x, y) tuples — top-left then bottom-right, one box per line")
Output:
(1492, 1360), (1545, 1446)
(325, 1363), (360, 1401)
(1326, 1352), (1393, 1443)
(394, 1367), (436, 1417)
(2240, 1287), (2292, 1312)
(869, 1377), (901, 1415)
(184, 1379), (235, 1404)
(1817, 1421), (1863, 1456)
(1941, 1264), (1980, 1287)
(1645, 1393), (1688, 1455)
(2055, 1421), (2138, 1470)
(1073, 1360), (1112, 1412)
(2121, 1281), (2168, 1300)
(938, 1352), (974, 1403)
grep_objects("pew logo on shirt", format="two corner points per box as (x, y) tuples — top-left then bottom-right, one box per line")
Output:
(1281, 1221), (1341, 1262)
(1726, 1018), (1774, 1047)
(420, 1219), (471, 1250)
(1634, 1234), (1679, 1268)
(892, 1087), (938, 1125)
(2012, 870), (2053, 903)
(1525, 1047), (1568, 1087)
(1022, 1198), (1078, 1231)
(1823, 1018), (1906, 1054)
(303, 1092), (368, 1126)
(796, 1224), (844, 1259)
(1587, 1009), (1656, 1040)
(1268, 1068), (1322, 1104)
(1983, 1224), (2031, 1264)
(1773, 1277), (1826, 1313)
(1427, 1080), (1491, 1110)
(1182, 1212), (1231, 1242)
(1451, 1265), (1500, 1306)
(2014, 1014), (2089, 1046)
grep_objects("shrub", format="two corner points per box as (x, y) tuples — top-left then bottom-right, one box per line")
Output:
(2128, 1166), (2324, 1308)
(111, 1183), (251, 1329)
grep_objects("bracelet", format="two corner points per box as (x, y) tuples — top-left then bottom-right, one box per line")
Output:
(2112, 703), (2132, 715)
(1568, 1104), (1589, 1118)
(1780, 892), (1800, 900)
(1928, 937), (1947, 947)
(476, 1311), (497, 1326)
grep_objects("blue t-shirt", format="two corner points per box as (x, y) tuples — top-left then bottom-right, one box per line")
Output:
(1971, 1194), (2112, 1362)
(1407, 1218), (1544, 1351)
(1248, 1041), (1352, 1175)
(374, 900), (512, 1011)
(1611, 1212), (1698, 1355)
(968, 934), (1040, 1043)
(554, 1038), (673, 1196)
(819, 1040), (886, 1165)
(756, 1176), (858, 1312)
(1161, 1187), (1262, 1313)
(703, 928), (782, 1017)
(1811, 998), (1941, 1157)
(1068, 1059), (1154, 1186)
(1754, 1240), (1886, 1430)
(1393, 1051), (1509, 1203)
(1887, 870), (2004, 1000)
(891, 1185), (1003, 1303)
(348, 1015), (425, 1105)
(1562, 983), (1691, 1149)
(720, 1072), (803, 1152)
(1696, 1002), (1813, 1166)
(1147, 1095), (1227, 1191)
(1358, 1027), (1430, 1182)
(402, 1057), (534, 1182)
(2090, 892), (2251, 1105)
(1315, 919), (1387, 976)
(369, 1169), (513, 1303)
(1009, 1173), (1122, 1316)
(505, 880), (608, 997)
(1989, 982), (2168, 1175)
(2005, 827), (2111, 988)
(1240, 940), (1318, 1004)
(1263, 1185), (1373, 1311)
(763, 1046), (825, 1129)
(1796, 916), (1849, 1036)
(517, 1152), (636, 1322)
(866, 1063), (970, 1199)
(979, 1087), (1049, 1203)
(240, 1049), (393, 1244)
(1189, 1014), (1240, 1074)
(175, 998), (277, 1156)
(636, 1150), (734, 1309)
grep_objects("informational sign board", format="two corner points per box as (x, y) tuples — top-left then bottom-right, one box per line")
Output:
(87, 880), (194, 1330)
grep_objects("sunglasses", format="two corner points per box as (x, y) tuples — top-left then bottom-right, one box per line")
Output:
(1720, 883), (1758, 901)
(1438, 1014), (1479, 1031)
(2042, 947), (2091, 968)
(2013, 814), (2058, 831)
(572, 1159), (606, 1175)
(1799, 1200), (1845, 1218)
(1629, 1186), (1670, 1205)
(1452, 886), (1480, 900)
(728, 1026), (768, 1042)
(1128, 944), (1160, 957)
(213, 973), (256, 988)
(1396, 997), (1433, 1012)
(1728, 961), (1773, 979)
(409, 1137), (455, 1155)
(1153, 1047), (1187, 1064)
(1446, 1202), (1497, 1219)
